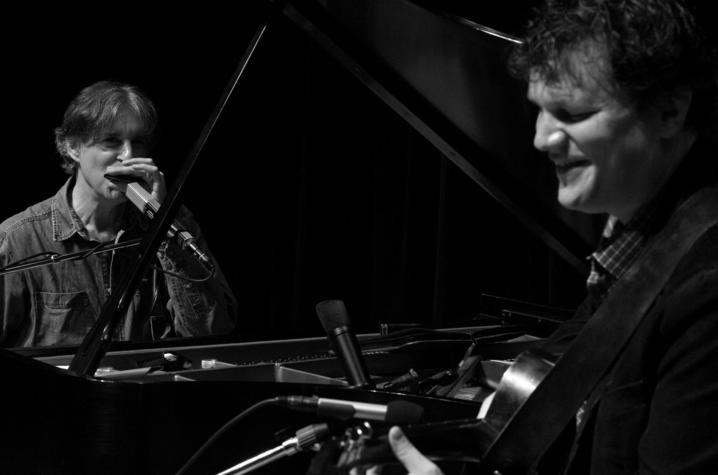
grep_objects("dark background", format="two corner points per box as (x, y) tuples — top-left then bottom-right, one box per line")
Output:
(2, 0), (591, 345)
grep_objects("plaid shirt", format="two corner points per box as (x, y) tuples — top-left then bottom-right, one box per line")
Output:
(586, 203), (662, 300)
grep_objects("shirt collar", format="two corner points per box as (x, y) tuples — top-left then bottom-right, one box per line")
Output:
(589, 198), (662, 281)
(50, 176), (147, 242)
(584, 139), (715, 297)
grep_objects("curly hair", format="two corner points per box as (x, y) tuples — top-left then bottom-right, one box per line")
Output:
(509, 0), (718, 135)
(54, 81), (158, 174)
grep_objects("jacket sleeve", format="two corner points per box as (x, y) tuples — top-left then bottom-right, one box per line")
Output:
(0, 231), (32, 348)
(155, 206), (238, 337)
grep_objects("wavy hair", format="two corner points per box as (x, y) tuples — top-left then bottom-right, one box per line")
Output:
(509, 0), (718, 136)
(54, 81), (158, 174)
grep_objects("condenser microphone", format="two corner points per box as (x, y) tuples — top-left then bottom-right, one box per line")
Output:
(277, 395), (424, 424)
(316, 300), (374, 388)
(104, 174), (213, 271)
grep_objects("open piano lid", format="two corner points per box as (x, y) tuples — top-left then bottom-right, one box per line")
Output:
(287, 0), (597, 270)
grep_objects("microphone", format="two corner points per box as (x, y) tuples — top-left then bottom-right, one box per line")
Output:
(215, 423), (330, 475)
(316, 300), (374, 388)
(104, 174), (213, 271)
(277, 395), (424, 425)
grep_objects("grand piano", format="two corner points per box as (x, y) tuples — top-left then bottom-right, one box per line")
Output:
(1, 1), (600, 473)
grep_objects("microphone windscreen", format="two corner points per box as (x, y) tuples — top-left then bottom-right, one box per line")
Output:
(385, 400), (425, 425)
(316, 300), (351, 332)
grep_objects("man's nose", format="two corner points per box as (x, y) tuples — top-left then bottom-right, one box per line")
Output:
(117, 140), (133, 161)
(533, 112), (567, 153)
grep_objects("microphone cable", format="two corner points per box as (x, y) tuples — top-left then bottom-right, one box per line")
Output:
(174, 397), (283, 475)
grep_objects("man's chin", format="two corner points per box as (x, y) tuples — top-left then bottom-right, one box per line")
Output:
(105, 189), (128, 203)
(557, 188), (592, 213)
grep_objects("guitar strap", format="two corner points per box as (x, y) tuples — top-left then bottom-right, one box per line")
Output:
(480, 185), (718, 474)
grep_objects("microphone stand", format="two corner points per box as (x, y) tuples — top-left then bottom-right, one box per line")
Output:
(68, 0), (289, 376)
(0, 239), (142, 277)
(215, 423), (330, 475)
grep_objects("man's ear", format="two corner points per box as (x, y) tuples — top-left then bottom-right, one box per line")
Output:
(65, 141), (81, 162)
(659, 87), (693, 138)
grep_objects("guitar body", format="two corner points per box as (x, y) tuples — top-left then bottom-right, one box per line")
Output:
(334, 348), (557, 472)
(484, 348), (557, 432)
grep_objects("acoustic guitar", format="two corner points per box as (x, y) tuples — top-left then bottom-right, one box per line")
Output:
(332, 347), (557, 473)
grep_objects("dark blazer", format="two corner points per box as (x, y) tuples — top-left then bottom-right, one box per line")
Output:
(564, 224), (718, 474)
(539, 149), (718, 474)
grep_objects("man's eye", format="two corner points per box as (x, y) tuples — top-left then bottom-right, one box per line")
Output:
(101, 138), (122, 148)
(556, 110), (594, 123)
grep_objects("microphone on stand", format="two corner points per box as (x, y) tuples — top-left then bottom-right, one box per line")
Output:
(316, 300), (374, 388)
(215, 423), (330, 475)
(277, 395), (425, 424)
(213, 398), (424, 475)
(104, 174), (214, 271)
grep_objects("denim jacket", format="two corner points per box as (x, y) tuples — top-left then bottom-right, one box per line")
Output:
(0, 178), (237, 347)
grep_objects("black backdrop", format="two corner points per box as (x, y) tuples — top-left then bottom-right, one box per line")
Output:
(2, 2), (588, 345)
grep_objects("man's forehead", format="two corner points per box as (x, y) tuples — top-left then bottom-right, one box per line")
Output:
(99, 112), (151, 137)
(527, 75), (593, 103)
